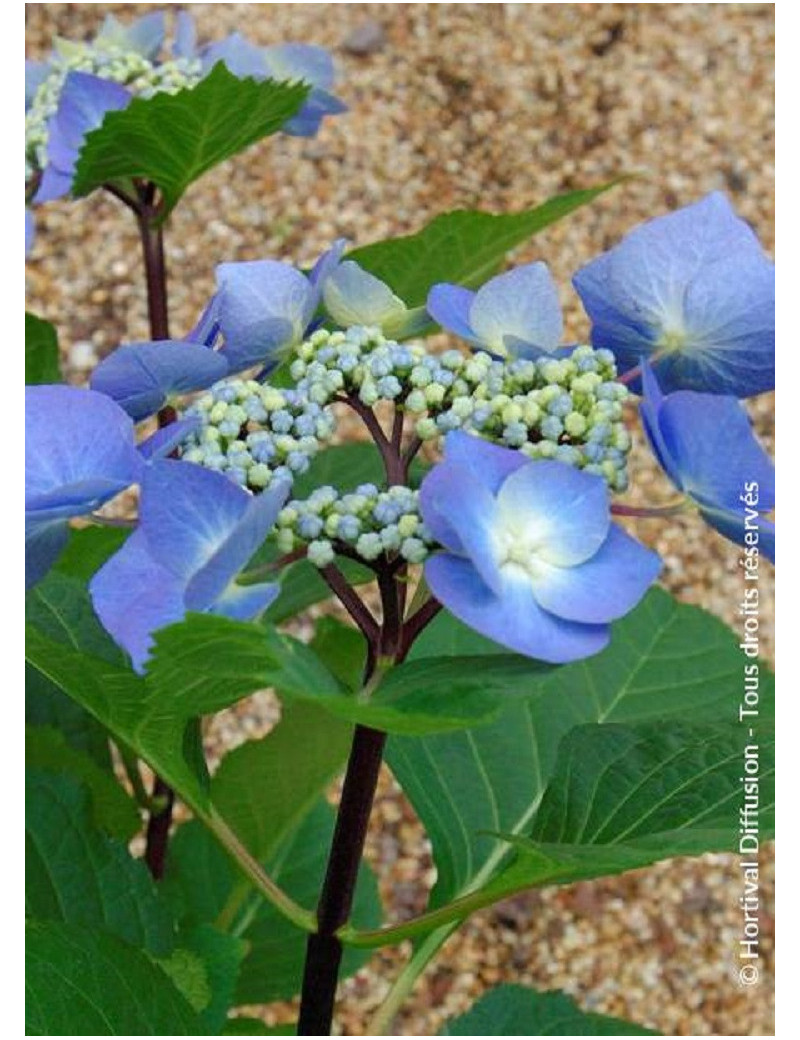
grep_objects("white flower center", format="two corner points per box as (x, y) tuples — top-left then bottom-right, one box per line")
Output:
(493, 524), (550, 583)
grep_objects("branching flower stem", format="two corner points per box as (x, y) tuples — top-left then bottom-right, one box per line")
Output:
(296, 406), (417, 1035)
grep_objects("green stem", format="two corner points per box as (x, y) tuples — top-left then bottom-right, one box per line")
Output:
(367, 925), (458, 1035)
(200, 806), (316, 934)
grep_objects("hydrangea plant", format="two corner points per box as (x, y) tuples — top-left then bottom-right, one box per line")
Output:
(25, 10), (774, 1038)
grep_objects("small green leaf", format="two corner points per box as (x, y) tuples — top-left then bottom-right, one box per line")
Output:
(179, 926), (247, 1034)
(440, 985), (659, 1035)
(311, 616), (367, 690)
(26, 726), (139, 841)
(55, 525), (130, 582)
(25, 921), (206, 1035)
(26, 770), (174, 956)
(73, 65), (310, 217)
(25, 312), (60, 385)
(265, 555), (373, 625)
(347, 181), (622, 313)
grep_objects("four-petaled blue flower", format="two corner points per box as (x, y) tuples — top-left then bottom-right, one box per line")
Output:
(90, 460), (288, 671)
(640, 363), (775, 562)
(213, 240), (346, 373)
(573, 193), (775, 398)
(420, 431), (661, 663)
(427, 262), (564, 359)
(26, 385), (144, 587)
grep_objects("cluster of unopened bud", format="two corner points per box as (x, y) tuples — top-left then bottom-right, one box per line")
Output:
(26, 41), (202, 179)
(179, 378), (336, 492)
(274, 483), (435, 568)
(289, 327), (632, 492)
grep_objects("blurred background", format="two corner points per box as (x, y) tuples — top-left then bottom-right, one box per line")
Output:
(26, 4), (775, 1034)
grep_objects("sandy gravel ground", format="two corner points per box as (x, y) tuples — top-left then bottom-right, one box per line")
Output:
(26, 4), (775, 1035)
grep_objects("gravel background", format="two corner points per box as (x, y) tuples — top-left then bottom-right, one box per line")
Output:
(26, 4), (775, 1036)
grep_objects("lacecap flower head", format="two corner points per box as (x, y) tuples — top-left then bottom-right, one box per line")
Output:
(419, 431), (661, 663)
(573, 192), (775, 397)
(640, 362), (775, 562)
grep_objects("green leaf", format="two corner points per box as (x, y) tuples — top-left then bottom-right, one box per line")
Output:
(26, 595), (259, 811)
(480, 721), (774, 901)
(26, 666), (112, 768)
(347, 181), (621, 311)
(26, 921), (206, 1035)
(26, 770), (174, 955)
(265, 555), (373, 625)
(147, 612), (550, 736)
(55, 524), (130, 582)
(311, 616), (367, 690)
(234, 799), (380, 1003)
(291, 441), (428, 498)
(26, 726), (139, 841)
(162, 703), (378, 1004)
(440, 985), (659, 1035)
(224, 1021), (295, 1036)
(27, 570), (127, 665)
(166, 800), (381, 1005)
(25, 312), (60, 384)
(210, 701), (353, 861)
(387, 588), (774, 907)
(73, 64), (311, 218)
(180, 926), (247, 1034)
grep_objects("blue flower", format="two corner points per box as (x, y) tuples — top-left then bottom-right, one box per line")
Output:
(90, 460), (288, 671)
(89, 339), (229, 421)
(573, 193), (775, 397)
(34, 71), (131, 203)
(94, 11), (167, 59)
(180, 21), (345, 137)
(427, 262), (564, 359)
(419, 431), (661, 663)
(25, 385), (144, 587)
(322, 260), (427, 338)
(215, 240), (345, 373)
(640, 363), (775, 562)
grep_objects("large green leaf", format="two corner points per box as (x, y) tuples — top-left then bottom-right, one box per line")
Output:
(166, 800), (381, 1005)
(146, 612), (551, 735)
(162, 702), (377, 1004)
(26, 665), (112, 768)
(73, 65), (310, 217)
(234, 798), (381, 1003)
(387, 588), (774, 907)
(25, 312), (60, 384)
(25, 770), (174, 955)
(26, 921), (206, 1035)
(210, 701), (352, 860)
(26, 726), (139, 841)
(160, 925), (247, 1034)
(474, 721), (775, 904)
(347, 182), (620, 310)
(440, 985), (659, 1035)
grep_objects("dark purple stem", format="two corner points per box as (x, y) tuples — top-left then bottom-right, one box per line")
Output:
(297, 564), (404, 1035)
